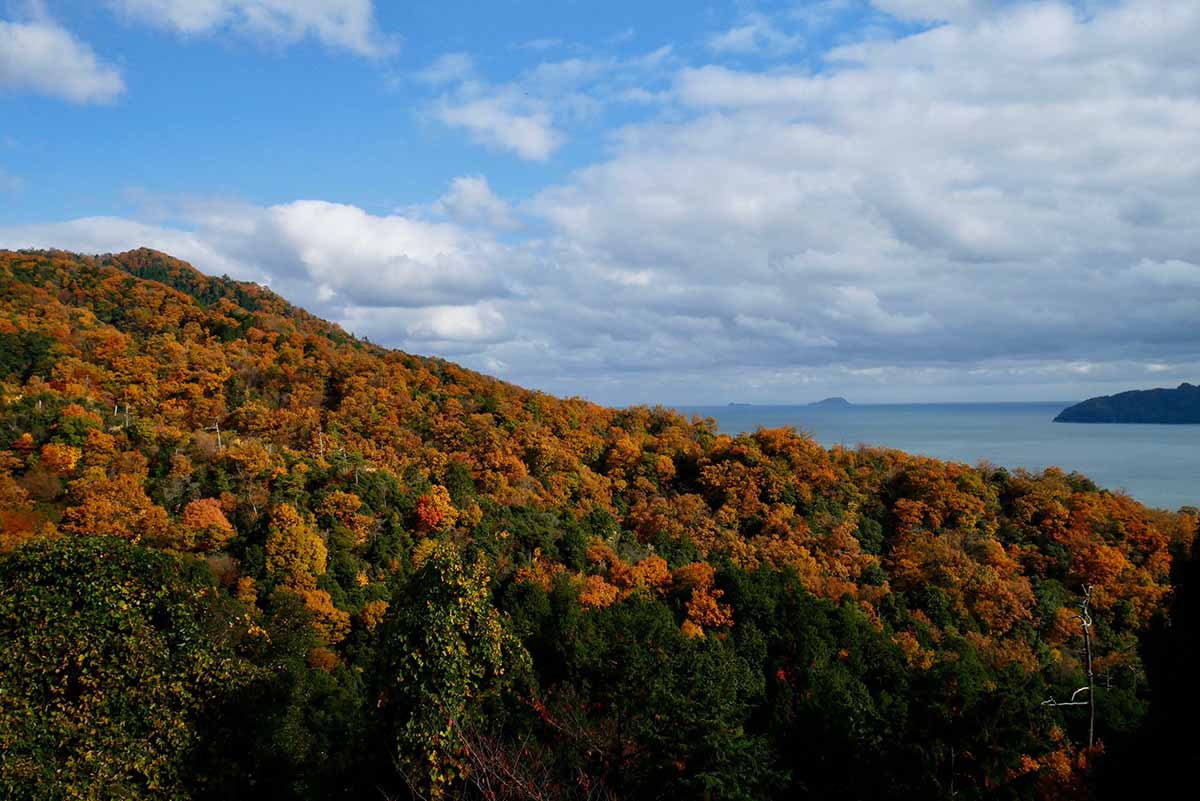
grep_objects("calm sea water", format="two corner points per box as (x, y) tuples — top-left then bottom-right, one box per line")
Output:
(672, 403), (1200, 511)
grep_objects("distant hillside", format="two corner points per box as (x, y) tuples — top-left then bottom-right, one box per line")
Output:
(1055, 383), (1200, 423)
(0, 248), (1196, 800)
(810, 396), (852, 408)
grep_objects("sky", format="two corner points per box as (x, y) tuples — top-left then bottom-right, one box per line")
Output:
(1, 0), (1198, 406)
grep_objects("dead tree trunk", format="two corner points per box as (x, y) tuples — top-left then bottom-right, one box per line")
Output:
(1041, 584), (1096, 748)
(1081, 585), (1095, 748)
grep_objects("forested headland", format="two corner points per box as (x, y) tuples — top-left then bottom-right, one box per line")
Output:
(1, 249), (1197, 800)
(1055, 383), (1200, 424)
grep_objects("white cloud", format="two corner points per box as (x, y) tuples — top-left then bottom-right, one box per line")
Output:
(419, 45), (677, 161)
(435, 89), (565, 161)
(357, 303), (508, 345)
(0, 18), (124, 103)
(433, 176), (519, 230)
(415, 52), (474, 85)
(707, 12), (804, 56)
(221, 199), (515, 308)
(108, 0), (392, 56)
(675, 65), (817, 108)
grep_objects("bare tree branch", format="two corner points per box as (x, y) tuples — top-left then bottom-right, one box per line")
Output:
(1042, 585), (1097, 746)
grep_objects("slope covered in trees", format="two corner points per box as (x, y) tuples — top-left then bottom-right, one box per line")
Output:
(1054, 383), (1200, 424)
(0, 248), (1196, 800)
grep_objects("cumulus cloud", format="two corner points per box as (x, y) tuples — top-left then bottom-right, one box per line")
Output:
(434, 89), (565, 161)
(246, 200), (513, 307)
(107, 0), (392, 56)
(433, 176), (519, 230)
(341, 303), (509, 349)
(0, 18), (124, 103)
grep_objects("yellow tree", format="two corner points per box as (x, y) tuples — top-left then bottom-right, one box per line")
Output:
(264, 504), (347, 654)
(264, 503), (327, 589)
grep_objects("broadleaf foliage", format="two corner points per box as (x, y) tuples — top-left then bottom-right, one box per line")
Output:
(0, 248), (1195, 799)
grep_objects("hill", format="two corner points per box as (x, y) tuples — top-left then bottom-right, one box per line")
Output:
(0, 248), (1196, 800)
(1055, 383), (1200, 424)
(810, 396), (853, 408)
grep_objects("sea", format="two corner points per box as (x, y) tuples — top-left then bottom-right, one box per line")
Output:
(671, 403), (1200, 511)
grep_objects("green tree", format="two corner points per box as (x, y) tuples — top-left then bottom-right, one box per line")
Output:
(521, 585), (779, 801)
(0, 536), (255, 801)
(378, 541), (528, 799)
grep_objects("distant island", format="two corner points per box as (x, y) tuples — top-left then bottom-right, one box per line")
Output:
(810, 396), (853, 408)
(726, 398), (853, 408)
(1054, 382), (1200, 423)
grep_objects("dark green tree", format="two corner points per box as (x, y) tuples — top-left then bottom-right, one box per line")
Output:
(377, 541), (529, 799)
(0, 536), (255, 801)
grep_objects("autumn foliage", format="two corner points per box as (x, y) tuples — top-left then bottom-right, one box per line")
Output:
(0, 248), (1195, 800)
(179, 497), (236, 551)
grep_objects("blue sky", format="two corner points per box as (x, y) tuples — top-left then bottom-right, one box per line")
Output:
(4, 0), (899, 222)
(2, 1), (1199, 405)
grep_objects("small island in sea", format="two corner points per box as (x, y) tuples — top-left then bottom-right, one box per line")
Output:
(809, 396), (853, 408)
(1054, 382), (1200, 423)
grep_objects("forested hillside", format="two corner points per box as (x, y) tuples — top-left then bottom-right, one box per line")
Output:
(1055, 383), (1200, 424)
(1, 249), (1196, 800)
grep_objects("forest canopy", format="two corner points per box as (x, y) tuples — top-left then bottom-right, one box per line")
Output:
(0, 248), (1196, 800)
